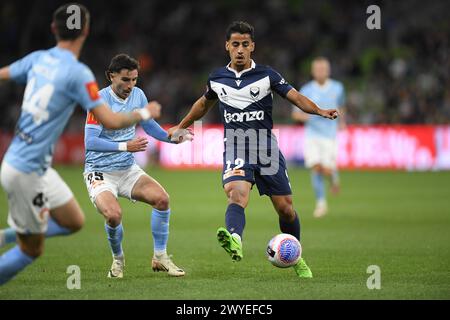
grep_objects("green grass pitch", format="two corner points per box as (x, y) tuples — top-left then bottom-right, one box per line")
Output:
(0, 166), (449, 299)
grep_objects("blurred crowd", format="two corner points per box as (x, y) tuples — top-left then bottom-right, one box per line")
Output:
(0, 0), (449, 132)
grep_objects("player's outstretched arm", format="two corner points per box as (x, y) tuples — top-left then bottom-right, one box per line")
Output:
(168, 96), (216, 138)
(90, 102), (161, 129)
(0, 66), (10, 81)
(286, 88), (339, 120)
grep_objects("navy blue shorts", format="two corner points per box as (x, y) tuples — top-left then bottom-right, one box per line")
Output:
(222, 151), (292, 196)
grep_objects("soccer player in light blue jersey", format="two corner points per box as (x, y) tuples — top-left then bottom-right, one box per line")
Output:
(84, 54), (187, 278)
(0, 4), (160, 286)
(292, 57), (347, 218)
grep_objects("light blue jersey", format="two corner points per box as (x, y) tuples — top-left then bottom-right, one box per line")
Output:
(4, 47), (104, 175)
(84, 86), (147, 173)
(297, 79), (345, 139)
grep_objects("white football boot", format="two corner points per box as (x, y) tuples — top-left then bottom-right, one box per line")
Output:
(152, 253), (185, 277)
(107, 255), (125, 278)
(313, 199), (328, 218)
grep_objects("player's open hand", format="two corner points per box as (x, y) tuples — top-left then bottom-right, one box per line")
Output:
(146, 101), (162, 119)
(126, 136), (148, 152)
(319, 109), (339, 120)
(168, 126), (194, 144)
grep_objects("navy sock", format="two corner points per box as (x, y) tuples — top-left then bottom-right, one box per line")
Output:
(225, 203), (246, 238)
(279, 211), (301, 241)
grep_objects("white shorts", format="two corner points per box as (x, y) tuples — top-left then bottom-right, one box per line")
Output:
(0, 161), (74, 234)
(304, 137), (338, 170)
(83, 164), (147, 205)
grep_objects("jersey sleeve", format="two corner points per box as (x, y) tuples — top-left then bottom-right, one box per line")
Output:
(268, 67), (293, 98)
(8, 51), (42, 84)
(204, 76), (218, 100)
(71, 64), (105, 111)
(338, 83), (346, 107)
(84, 126), (120, 152)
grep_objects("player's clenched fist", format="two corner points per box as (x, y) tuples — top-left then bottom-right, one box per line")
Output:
(319, 109), (339, 120)
(126, 136), (148, 152)
(146, 101), (162, 119)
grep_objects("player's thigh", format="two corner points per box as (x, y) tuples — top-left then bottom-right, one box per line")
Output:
(304, 137), (323, 168)
(44, 168), (83, 231)
(130, 173), (169, 207)
(50, 198), (84, 232)
(321, 139), (338, 172)
(94, 190), (122, 221)
(0, 161), (50, 235)
(83, 170), (119, 206)
(255, 152), (292, 197)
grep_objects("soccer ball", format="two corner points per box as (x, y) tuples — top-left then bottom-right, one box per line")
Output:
(266, 233), (302, 268)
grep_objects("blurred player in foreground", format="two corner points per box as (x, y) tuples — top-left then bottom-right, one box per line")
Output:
(292, 57), (346, 218)
(169, 21), (338, 278)
(84, 54), (189, 278)
(0, 3), (160, 285)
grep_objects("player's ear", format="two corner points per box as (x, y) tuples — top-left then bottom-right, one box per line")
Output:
(250, 41), (255, 53)
(50, 22), (57, 36)
(225, 41), (230, 52)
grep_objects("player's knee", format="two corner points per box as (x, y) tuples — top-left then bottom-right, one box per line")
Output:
(225, 188), (247, 207)
(276, 200), (295, 221)
(102, 206), (122, 226)
(69, 212), (85, 233)
(154, 191), (170, 211)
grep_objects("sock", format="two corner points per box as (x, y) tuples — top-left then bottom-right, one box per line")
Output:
(151, 208), (170, 256)
(0, 246), (35, 285)
(104, 223), (123, 258)
(1, 217), (71, 246)
(331, 170), (339, 185)
(2, 228), (17, 245)
(279, 211), (301, 241)
(46, 217), (71, 237)
(311, 171), (325, 202)
(225, 203), (246, 238)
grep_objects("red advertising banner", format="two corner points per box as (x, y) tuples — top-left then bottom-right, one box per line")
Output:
(0, 125), (448, 170)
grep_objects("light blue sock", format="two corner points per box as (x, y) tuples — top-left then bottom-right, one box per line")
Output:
(104, 223), (123, 257)
(0, 245), (35, 285)
(3, 228), (17, 244)
(46, 217), (71, 237)
(1, 218), (71, 246)
(151, 208), (170, 255)
(311, 171), (326, 201)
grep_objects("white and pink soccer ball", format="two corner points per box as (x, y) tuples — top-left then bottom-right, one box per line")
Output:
(266, 233), (302, 268)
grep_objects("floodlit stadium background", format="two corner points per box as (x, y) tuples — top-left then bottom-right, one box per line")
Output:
(0, 0), (449, 170)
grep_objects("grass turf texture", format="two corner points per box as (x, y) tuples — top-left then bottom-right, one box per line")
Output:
(0, 166), (449, 299)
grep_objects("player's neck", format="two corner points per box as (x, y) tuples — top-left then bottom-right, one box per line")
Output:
(56, 40), (84, 59)
(315, 79), (329, 86)
(229, 61), (252, 73)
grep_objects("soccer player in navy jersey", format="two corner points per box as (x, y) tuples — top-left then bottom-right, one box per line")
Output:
(169, 21), (338, 278)
(0, 4), (160, 285)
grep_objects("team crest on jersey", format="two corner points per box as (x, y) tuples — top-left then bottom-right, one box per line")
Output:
(250, 87), (260, 99)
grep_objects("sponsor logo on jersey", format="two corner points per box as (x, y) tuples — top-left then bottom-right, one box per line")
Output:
(86, 111), (99, 125)
(224, 110), (264, 123)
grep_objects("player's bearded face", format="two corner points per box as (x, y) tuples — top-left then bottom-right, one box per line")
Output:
(226, 33), (254, 70)
(110, 69), (138, 99)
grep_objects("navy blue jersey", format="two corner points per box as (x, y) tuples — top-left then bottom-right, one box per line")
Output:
(204, 60), (293, 152)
